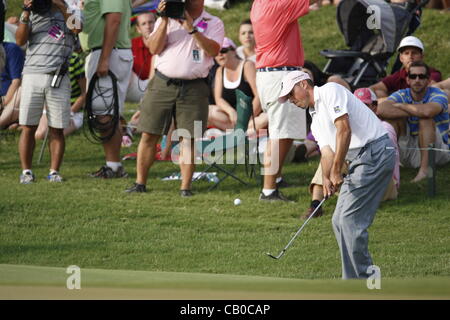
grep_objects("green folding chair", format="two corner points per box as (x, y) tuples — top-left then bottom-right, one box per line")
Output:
(195, 89), (256, 190)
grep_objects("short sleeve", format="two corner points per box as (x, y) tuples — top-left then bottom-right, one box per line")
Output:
(321, 83), (349, 123)
(280, 0), (310, 22)
(429, 88), (448, 113)
(387, 90), (405, 103)
(100, 0), (126, 15)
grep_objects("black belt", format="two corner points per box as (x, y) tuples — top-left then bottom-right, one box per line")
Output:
(257, 66), (301, 72)
(90, 47), (130, 52)
(156, 70), (207, 87)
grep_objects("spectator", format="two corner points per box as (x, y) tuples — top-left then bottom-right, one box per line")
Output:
(79, 0), (134, 179)
(208, 37), (261, 132)
(235, 19), (255, 63)
(251, 0), (314, 201)
(377, 61), (450, 183)
(16, 0), (81, 184)
(126, 11), (157, 103)
(370, 36), (442, 102)
(125, 0), (224, 196)
(0, 42), (24, 130)
(35, 51), (87, 138)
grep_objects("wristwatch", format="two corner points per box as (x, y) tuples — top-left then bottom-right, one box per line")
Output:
(22, 5), (32, 12)
(19, 12), (30, 25)
(188, 27), (198, 35)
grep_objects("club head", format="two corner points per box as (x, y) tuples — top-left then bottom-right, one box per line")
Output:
(266, 252), (281, 260)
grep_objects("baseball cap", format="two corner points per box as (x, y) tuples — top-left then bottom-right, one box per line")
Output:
(354, 88), (377, 105)
(278, 71), (311, 103)
(222, 37), (237, 49)
(397, 36), (424, 53)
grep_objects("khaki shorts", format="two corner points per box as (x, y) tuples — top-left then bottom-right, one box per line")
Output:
(85, 49), (133, 115)
(138, 72), (209, 138)
(398, 127), (450, 168)
(256, 70), (307, 140)
(309, 162), (398, 201)
(19, 74), (71, 128)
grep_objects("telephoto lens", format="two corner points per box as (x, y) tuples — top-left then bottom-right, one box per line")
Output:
(162, 0), (185, 19)
(31, 0), (53, 14)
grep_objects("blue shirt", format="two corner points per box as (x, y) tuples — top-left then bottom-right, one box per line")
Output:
(388, 87), (449, 146)
(1, 42), (25, 96)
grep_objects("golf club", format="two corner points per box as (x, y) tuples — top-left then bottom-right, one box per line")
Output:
(266, 197), (327, 260)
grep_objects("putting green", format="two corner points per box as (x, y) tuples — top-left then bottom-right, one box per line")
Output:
(0, 264), (449, 299)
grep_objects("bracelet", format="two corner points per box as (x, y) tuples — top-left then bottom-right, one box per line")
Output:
(188, 27), (198, 35)
(22, 5), (31, 12)
(19, 12), (30, 25)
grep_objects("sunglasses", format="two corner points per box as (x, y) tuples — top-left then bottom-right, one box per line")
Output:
(407, 73), (428, 80)
(220, 47), (233, 54)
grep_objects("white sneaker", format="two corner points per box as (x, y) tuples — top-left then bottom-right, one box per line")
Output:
(47, 172), (63, 182)
(20, 172), (35, 184)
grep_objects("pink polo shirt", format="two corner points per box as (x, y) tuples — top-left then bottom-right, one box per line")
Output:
(250, 0), (309, 69)
(152, 10), (224, 80)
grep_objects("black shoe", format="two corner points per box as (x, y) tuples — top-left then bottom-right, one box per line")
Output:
(276, 178), (292, 188)
(180, 190), (193, 197)
(259, 189), (292, 202)
(301, 206), (324, 219)
(125, 183), (147, 193)
(90, 165), (128, 179)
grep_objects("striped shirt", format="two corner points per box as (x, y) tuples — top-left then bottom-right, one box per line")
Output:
(69, 52), (85, 104)
(388, 87), (449, 146)
(23, 10), (74, 74)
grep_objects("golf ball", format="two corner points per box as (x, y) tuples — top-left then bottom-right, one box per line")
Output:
(234, 198), (241, 205)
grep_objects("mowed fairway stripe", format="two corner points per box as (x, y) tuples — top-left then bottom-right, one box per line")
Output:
(0, 264), (449, 299)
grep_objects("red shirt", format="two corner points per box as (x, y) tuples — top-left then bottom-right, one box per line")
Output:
(131, 36), (152, 80)
(250, 0), (309, 69)
(382, 67), (442, 94)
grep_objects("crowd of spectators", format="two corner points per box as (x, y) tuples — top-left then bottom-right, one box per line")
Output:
(0, 0), (448, 205)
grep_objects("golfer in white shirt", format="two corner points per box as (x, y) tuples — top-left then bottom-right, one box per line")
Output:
(279, 71), (396, 279)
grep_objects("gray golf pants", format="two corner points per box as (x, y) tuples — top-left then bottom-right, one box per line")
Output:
(332, 135), (395, 279)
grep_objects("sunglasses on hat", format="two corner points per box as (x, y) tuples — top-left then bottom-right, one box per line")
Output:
(407, 73), (428, 80)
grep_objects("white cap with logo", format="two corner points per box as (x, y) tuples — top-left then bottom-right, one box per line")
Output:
(397, 36), (424, 53)
(278, 71), (311, 103)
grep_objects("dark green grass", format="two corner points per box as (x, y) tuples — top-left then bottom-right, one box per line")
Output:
(1, 130), (449, 280)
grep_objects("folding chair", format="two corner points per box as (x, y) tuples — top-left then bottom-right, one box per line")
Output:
(195, 89), (256, 190)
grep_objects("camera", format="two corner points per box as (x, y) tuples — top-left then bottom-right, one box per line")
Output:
(31, 0), (52, 15)
(160, 0), (185, 20)
(51, 64), (68, 88)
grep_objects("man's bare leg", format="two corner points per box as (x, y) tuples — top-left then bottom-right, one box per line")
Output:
(179, 137), (195, 191)
(48, 127), (65, 172)
(19, 125), (38, 170)
(412, 118), (436, 183)
(263, 138), (293, 190)
(136, 132), (160, 185)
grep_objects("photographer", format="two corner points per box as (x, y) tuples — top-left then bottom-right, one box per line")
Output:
(125, 0), (224, 195)
(16, 0), (82, 184)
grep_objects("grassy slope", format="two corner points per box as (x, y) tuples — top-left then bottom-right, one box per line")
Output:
(1, 1), (449, 286)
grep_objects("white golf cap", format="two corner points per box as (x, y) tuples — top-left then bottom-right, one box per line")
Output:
(397, 36), (424, 53)
(278, 71), (311, 103)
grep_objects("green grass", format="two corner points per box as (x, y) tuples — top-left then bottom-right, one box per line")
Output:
(1, 130), (450, 281)
(1, 264), (449, 299)
(1, 0), (449, 294)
